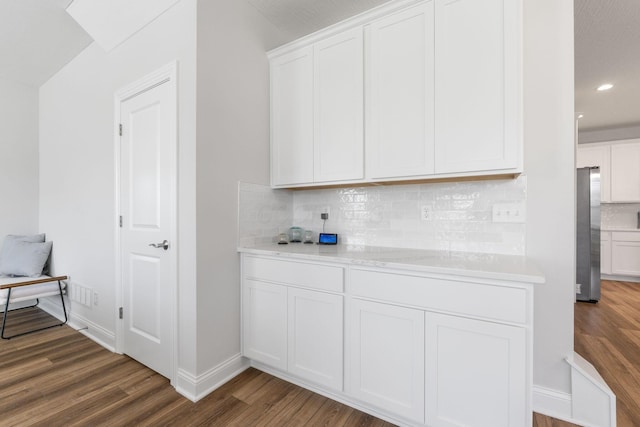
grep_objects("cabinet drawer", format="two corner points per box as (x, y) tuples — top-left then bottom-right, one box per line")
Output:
(612, 231), (640, 242)
(350, 269), (527, 324)
(243, 255), (344, 293)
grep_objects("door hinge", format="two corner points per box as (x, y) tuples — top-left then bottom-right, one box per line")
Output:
(119, 307), (123, 319)
(119, 123), (123, 136)
(119, 215), (122, 228)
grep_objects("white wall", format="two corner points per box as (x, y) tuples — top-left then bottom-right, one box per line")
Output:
(579, 124), (640, 144)
(523, 0), (575, 398)
(0, 78), (39, 240)
(39, 0), (198, 368)
(195, 0), (285, 374)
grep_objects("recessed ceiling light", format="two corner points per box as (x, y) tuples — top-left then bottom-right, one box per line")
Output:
(597, 83), (614, 91)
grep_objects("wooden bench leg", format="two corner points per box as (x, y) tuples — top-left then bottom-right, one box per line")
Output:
(1, 280), (69, 340)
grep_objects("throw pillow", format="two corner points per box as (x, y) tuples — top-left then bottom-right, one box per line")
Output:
(5, 234), (45, 243)
(3, 234), (49, 274)
(0, 239), (53, 277)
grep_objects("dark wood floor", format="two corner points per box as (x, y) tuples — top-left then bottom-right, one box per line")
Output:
(0, 308), (395, 426)
(1, 281), (637, 426)
(575, 280), (640, 426)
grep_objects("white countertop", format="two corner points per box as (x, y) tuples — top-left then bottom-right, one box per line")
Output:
(602, 227), (640, 232)
(238, 244), (545, 284)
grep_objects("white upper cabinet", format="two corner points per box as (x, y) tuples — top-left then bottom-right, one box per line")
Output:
(271, 29), (364, 187)
(610, 141), (640, 202)
(271, 48), (314, 186)
(314, 29), (365, 183)
(577, 144), (611, 202)
(577, 139), (640, 203)
(367, 2), (435, 179)
(434, 0), (521, 174)
(268, 0), (523, 188)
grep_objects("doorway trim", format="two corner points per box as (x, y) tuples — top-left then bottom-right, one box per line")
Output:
(113, 61), (179, 384)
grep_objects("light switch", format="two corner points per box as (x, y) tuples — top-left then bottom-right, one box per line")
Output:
(492, 203), (526, 223)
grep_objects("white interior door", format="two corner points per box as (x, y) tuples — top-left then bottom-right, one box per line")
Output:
(119, 74), (176, 379)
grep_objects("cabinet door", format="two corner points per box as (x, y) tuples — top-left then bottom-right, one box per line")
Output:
(288, 288), (343, 390)
(434, 0), (521, 174)
(271, 47), (314, 186)
(242, 279), (287, 370)
(314, 28), (364, 183)
(425, 312), (527, 427)
(577, 144), (611, 202)
(367, 2), (435, 179)
(610, 142), (640, 202)
(612, 240), (640, 276)
(349, 299), (425, 423)
(601, 231), (611, 275)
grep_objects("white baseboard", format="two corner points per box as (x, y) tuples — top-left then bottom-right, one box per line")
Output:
(70, 314), (117, 352)
(37, 296), (116, 351)
(601, 274), (640, 283)
(567, 352), (617, 427)
(533, 354), (617, 427)
(37, 296), (68, 322)
(175, 354), (250, 402)
(533, 385), (575, 423)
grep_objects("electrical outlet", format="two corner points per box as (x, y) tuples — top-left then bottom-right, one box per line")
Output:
(321, 212), (329, 220)
(576, 283), (581, 294)
(94, 292), (99, 306)
(492, 203), (525, 223)
(420, 205), (430, 221)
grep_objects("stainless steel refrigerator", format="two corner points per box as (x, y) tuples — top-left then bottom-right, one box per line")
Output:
(576, 167), (601, 302)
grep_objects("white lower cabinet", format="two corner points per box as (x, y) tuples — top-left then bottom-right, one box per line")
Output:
(349, 298), (426, 423)
(611, 232), (640, 276)
(601, 231), (611, 275)
(425, 313), (526, 427)
(288, 288), (343, 390)
(241, 254), (533, 426)
(242, 256), (345, 391)
(242, 279), (287, 370)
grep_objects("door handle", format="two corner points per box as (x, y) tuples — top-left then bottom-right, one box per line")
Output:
(149, 240), (169, 250)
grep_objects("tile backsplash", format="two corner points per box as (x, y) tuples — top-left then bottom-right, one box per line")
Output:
(601, 203), (640, 229)
(239, 176), (527, 255)
(238, 182), (292, 247)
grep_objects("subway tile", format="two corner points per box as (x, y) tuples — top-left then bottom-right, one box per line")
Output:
(238, 178), (526, 255)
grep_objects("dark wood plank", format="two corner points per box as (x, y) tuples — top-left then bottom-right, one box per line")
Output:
(2, 282), (639, 427)
(574, 280), (640, 425)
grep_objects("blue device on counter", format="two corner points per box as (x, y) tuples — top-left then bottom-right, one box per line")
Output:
(318, 233), (338, 245)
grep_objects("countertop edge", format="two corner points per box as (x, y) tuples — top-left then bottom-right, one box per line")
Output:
(238, 246), (546, 285)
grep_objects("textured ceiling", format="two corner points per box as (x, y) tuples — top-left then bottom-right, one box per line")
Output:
(575, 0), (640, 131)
(250, 0), (640, 133)
(0, 0), (92, 87)
(247, 0), (392, 42)
(0, 0), (638, 133)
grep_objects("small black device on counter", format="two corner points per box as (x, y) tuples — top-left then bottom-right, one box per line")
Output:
(318, 233), (338, 245)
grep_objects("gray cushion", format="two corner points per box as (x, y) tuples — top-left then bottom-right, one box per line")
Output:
(3, 234), (49, 274)
(0, 239), (53, 277)
(5, 234), (45, 243)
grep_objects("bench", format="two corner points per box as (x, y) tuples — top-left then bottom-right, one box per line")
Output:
(0, 275), (68, 339)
